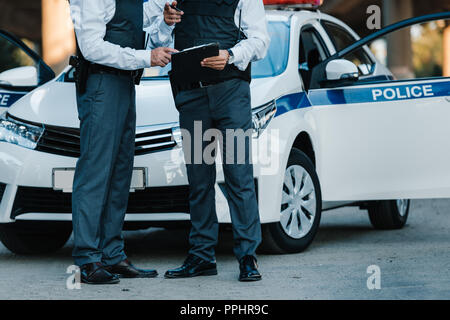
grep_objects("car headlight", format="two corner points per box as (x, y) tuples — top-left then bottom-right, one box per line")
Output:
(252, 100), (277, 138)
(0, 113), (44, 150)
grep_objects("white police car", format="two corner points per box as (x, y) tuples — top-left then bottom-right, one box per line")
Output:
(0, 5), (449, 255)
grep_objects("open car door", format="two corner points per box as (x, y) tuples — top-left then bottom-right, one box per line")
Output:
(0, 30), (54, 113)
(307, 12), (450, 201)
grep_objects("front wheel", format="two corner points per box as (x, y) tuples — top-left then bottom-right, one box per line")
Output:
(259, 148), (322, 254)
(368, 199), (410, 230)
(0, 221), (72, 254)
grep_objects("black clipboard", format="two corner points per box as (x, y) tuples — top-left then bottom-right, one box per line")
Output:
(170, 42), (220, 85)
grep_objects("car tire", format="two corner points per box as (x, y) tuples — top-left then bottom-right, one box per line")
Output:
(259, 148), (322, 254)
(367, 200), (410, 230)
(0, 221), (72, 254)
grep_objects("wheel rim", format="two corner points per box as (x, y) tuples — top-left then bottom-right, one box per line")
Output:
(396, 199), (409, 217)
(280, 165), (317, 239)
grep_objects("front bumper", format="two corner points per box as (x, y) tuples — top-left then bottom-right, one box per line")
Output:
(0, 111), (289, 224)
(0, 141), (279, 224)
(0, 142), (195, 223)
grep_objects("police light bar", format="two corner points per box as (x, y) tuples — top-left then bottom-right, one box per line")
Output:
(264, 0), (323, 7)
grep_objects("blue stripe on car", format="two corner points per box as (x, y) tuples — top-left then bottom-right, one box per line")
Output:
(275, 92), (311, 116)
(275, 80), (450, 116)
(309, 81), (450, 106)
(0, 92), (26, 108)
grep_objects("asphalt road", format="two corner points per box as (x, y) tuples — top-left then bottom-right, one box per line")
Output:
(0, 199), (449, 300)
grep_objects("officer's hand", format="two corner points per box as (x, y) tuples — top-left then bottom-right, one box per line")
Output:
(201, 50), (230, 71)
(151, 47), (178, 67)
(164, 1), (183, 26)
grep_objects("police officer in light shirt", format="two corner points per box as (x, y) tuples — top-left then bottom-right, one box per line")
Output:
(69, 0), (182, 285)
(164, 0), (270, 282)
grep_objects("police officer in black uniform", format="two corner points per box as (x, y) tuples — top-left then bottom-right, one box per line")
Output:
(164, 0), (270, 282)
(69, 0), (182, 285)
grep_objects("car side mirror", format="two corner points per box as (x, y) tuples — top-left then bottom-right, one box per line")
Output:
(316, 59), (359, 89)
(326, 59), (359, 81)
(0, 66), (38, 87)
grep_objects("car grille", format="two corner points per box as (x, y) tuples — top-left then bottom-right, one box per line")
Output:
(7, 115), (179, 158)
(135, 125), (178, 156)
(11, 186), (190, 219)
(36, 123), (178, 158)
(36, 125), (80, 158)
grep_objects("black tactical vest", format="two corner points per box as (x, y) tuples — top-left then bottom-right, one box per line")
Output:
(104, 0), (144, 51)
(174, 0), (251, 83)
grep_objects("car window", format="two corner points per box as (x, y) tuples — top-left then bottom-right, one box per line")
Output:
(141, 20), (291, 80)
(252, 21), (290, 78)
(321, 21), (374, 76)
(0, 33), (41, 88)
(0, 37), (35, 74)
(299, 26), (329, 90)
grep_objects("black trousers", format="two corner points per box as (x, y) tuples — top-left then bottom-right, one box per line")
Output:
(176, 78), (262, 262)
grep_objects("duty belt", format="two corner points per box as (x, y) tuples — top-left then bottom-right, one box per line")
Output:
(89, 64), (139, 78)
(177, 79), (226, 91)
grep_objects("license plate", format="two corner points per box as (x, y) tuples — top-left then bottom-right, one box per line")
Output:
(52, 168), (147, 193)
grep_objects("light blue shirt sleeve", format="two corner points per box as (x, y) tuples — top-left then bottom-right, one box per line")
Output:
(143, 0), (175, 49)
(230, 0), (271, 71)
(70, 0), (174, 70)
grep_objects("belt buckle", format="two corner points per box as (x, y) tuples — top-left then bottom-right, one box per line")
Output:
(199, 81), (206, 88)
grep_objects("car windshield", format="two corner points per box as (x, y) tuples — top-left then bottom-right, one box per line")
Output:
(143, 20), (291, 80)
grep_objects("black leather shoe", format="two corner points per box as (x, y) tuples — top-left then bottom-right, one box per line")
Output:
(165, 255), (217, 279)
(80, 262), (120, 285)
(106, 259), (158, 279)
(239, 255), (262, 282)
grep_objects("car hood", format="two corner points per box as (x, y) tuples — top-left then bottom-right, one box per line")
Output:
(8, 77), (280, 128)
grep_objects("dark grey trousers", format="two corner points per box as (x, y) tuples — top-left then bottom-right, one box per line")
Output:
(72, 73), (136, 267)
(176, 78), (262, 262)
